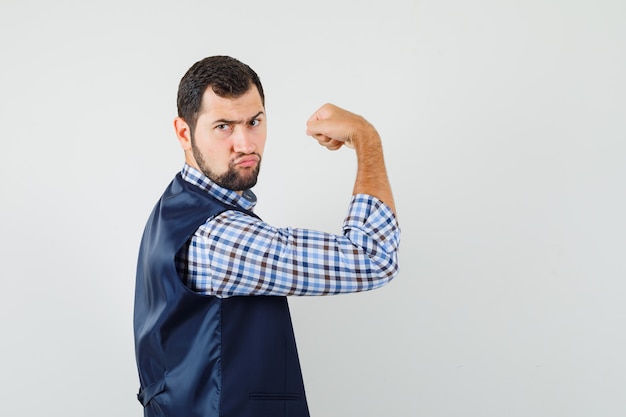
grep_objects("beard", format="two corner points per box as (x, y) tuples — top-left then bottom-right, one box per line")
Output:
(191, 140), (261, 191)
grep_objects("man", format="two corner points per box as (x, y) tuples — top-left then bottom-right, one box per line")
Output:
(134, 56), (400, 417)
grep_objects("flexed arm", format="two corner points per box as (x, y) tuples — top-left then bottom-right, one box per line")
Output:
(306, 103), (397, 215)
(179, 105), (401, 298)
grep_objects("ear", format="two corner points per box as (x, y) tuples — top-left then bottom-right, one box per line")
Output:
(174, 117), (192, 151)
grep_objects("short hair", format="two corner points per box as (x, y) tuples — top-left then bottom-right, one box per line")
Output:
(177, 56), (265, 132)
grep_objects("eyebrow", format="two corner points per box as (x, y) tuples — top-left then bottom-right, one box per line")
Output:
(212, 111), (265, 126)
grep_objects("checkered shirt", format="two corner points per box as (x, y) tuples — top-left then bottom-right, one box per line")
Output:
(175, 164), (400, 298)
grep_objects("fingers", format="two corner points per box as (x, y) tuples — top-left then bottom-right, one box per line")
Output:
(312, 133), (344, 151)
(306, 103), (354, 150)
(306, 118), (341, 140)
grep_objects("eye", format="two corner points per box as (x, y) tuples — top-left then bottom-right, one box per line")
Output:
(249, 118), (261, 127)
(216, 124), (230, 131)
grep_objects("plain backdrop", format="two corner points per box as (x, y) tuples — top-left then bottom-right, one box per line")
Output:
(1, 0), (625, 416)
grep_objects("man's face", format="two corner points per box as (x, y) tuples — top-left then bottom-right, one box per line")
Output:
(188, 86), (266, 191)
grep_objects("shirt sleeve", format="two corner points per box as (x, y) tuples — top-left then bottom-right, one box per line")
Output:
(177, 194), (400, 298)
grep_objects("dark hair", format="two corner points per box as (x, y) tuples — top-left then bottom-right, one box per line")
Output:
(177, 56), (265, 132)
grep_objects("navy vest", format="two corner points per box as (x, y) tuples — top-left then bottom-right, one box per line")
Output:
(134, 173), (310, 417)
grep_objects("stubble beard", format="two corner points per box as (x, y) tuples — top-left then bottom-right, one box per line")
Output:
(191, 139), (261, 191)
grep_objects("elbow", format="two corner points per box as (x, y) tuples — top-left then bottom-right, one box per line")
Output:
(372, 252), (399, 289)
(386, 257), (400, 285)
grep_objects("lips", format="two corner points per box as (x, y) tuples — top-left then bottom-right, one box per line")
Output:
(233, 154), (260, 168)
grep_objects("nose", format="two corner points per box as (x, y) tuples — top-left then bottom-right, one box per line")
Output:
(232, 127), (256, 154)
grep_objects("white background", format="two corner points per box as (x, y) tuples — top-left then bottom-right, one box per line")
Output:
(1, 0), (625, 416)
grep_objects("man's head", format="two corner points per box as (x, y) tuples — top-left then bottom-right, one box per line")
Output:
(177, 56), (265, 134)
(174, 56), (266, 192)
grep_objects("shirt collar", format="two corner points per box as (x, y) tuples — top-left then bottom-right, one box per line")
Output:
(181, 163), (257, 211)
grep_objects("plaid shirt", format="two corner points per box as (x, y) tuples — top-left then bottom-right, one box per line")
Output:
(175, 164), (400, 298)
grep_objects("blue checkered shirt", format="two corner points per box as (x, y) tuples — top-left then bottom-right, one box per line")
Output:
(175, 164), (400, 298)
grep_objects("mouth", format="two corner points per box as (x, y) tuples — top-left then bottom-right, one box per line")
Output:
(233, 154), (260, 168)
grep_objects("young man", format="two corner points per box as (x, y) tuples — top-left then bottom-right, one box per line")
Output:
(134, 56), (400, 417)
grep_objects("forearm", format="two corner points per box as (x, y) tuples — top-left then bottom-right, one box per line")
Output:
(352, 123), (396, 215)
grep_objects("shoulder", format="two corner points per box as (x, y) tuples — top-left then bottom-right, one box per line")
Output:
(196, 209), (268, 237)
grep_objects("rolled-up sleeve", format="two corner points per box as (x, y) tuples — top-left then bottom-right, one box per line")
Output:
(342, 194), (401, 283)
